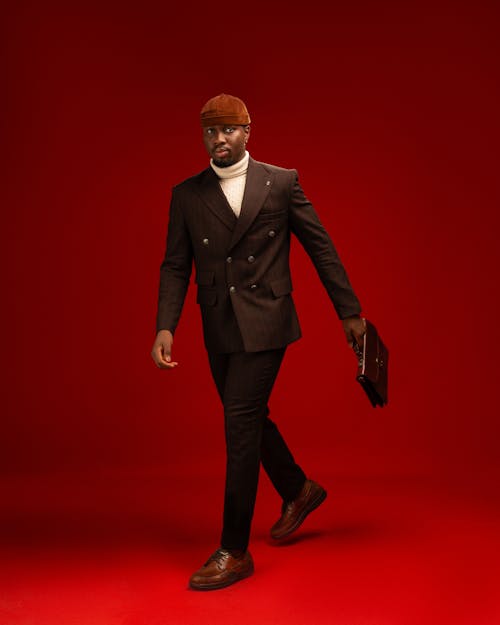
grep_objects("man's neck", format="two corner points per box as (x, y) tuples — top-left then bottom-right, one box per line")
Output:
(211, 151), (250, 179)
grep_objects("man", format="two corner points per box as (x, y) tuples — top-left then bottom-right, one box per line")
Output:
(151, 93), (365, 590)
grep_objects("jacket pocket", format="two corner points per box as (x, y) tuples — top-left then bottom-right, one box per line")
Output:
(258, 209), (288, 221)
(195, 270), (215, 286)
(270, 276), (293, 298)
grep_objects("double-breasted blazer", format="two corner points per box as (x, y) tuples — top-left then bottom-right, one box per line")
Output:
(156, 156), (361, 353)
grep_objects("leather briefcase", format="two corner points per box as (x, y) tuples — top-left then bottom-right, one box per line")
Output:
(352, 319), (389, 407)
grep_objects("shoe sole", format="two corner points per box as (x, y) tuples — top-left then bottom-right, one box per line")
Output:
(188, 563), (254, 591)
(271, 487), (327, 540)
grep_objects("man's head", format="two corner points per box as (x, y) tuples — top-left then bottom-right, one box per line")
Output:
(200, 93), (251, 167)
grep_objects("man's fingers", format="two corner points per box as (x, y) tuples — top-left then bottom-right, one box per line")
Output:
(158, 342), (178, 368)
(345, 329), (355, 345)
(157, 360), (179, 369)
(343, 317), (366, 348)
(151, 343), (176, 367)
(155, 347), (178, 368)
(151, 331), (177, 369)
(162, 344), (172, 363)
(354, 332), (364, 348)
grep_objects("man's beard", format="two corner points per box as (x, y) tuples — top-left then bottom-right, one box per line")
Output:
(212, 157), (234, 168)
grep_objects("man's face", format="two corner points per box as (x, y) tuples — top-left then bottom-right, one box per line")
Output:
(203, 124), (250, 167)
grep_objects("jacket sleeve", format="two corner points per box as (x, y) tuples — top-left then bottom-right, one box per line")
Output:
(288, 170), (362, 319)
(156, 186), (193, 334)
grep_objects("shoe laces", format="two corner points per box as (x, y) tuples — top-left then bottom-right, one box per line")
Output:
(204, 548), (231, 567)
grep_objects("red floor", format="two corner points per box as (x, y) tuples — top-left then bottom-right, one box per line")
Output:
(1, 469), (499, 625)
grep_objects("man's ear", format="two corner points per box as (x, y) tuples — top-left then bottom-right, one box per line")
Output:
(244, 125), (251, 143)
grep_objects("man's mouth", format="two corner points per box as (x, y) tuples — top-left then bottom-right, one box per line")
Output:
(214, 148), (229, 158)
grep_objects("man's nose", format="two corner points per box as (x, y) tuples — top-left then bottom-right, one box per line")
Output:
(213, 130), (227, 145)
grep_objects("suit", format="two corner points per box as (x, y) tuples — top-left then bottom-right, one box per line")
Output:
(156, 156), (361, 350)
(156, 155), (361, 550)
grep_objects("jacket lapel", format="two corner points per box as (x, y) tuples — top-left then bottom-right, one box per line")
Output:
(229, 158), (273, 251)
(195, 167), (237, 231)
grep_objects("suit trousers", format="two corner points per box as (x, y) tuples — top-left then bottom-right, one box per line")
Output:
(208, 348), (307, 551)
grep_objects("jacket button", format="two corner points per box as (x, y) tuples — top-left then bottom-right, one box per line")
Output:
(247, 255), (255, 263)
(226, 256), (232, 263)
(229, 286), (236, 293)
(250, 284), (257, 290)
(268, 230), (276, 238)
(202, 238), (209, 245)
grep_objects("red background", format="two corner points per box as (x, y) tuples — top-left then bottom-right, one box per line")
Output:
(1, 1), (500, 623)
(3, 0), (499, 478)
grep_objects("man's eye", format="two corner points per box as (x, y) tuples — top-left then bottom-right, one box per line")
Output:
(224, 127), (235, 133)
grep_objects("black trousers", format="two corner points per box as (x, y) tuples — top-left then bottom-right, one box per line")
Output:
(208, 348), (307, 551)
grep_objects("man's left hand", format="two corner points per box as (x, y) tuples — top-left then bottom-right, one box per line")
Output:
(342, 315), (366, 348)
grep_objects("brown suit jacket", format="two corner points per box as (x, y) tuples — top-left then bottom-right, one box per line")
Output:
(156, 156), (361, 353)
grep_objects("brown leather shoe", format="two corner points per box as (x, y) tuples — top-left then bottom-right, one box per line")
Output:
(270, 479), (327, 540)
(189, 548), (254, 590)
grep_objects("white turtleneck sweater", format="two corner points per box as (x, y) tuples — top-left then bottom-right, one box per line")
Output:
(210, 151), (249, 218)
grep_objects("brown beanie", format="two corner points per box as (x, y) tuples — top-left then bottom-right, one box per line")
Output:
(200, 93), (251, 127)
